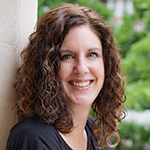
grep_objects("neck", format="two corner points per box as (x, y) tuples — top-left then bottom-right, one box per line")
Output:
(59, 105), (91, 150)
(72, 105), (91, 128)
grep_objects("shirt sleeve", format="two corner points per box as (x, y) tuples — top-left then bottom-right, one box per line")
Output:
(6, 127), (53, 150)
(5, 117), (56, 150)
(5, 117), (71, 150)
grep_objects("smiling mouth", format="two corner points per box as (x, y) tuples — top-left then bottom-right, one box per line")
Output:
(69, 80), (93, 87)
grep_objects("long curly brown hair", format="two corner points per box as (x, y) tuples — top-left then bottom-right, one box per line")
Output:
(14, 3), (126, 149)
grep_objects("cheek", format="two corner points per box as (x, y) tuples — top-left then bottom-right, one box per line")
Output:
(59, 63), (70, 80)
(93, 61), (104, 75)
(94, 63), (105, 84)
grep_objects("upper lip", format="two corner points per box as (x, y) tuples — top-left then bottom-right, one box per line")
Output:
(69, 79), (93, 83)
(69, 80), (93, 87)
(68, 79), (94, 85)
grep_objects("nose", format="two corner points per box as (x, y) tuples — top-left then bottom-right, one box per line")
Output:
(73, 58), (89, 75)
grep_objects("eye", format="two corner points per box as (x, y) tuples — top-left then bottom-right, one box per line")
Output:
(88, 52), (98, 58)
(60, 54), (73, 60)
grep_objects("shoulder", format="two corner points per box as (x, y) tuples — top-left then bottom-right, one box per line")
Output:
(10, 117), (56, 138)
(6, 117), (62, 150)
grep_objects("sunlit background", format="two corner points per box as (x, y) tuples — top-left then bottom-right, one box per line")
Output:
(38, 0), (150, 149)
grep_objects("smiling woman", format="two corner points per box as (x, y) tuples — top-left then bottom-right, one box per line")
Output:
(59, 25), (104, 107)
(6, 3), (126, 150)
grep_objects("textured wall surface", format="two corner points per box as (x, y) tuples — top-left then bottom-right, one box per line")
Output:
(0, 0), (37, 149)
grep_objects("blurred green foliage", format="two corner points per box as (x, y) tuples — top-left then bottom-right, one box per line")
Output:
(114, 0), (150, 57)
(114, 0), (150, 148)
(116, 0), (150, 111)
(114, 14), (146, 57)
(134, 0), (150, 30)
(116, 121), (150, 150)
(125, 32), (150, 83)
(124, 32), (150, 110)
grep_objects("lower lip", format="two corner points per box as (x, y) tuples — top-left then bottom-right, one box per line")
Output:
(69, 81), (93, 91)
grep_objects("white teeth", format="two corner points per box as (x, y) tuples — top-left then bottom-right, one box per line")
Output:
(72, 81), (90, 87)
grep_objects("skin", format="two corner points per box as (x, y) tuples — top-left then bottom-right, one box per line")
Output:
(59, 25), (104, 150)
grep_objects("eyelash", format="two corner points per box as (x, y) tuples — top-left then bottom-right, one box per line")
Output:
(60, 54), (73, 60)
(88, 52), (98, 58)
(60, 52), (99, 60)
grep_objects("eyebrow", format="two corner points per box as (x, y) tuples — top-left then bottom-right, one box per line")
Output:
(60, 47), (102, 52)
(60, 49), (74, 53)
(88, 47), (102, 51)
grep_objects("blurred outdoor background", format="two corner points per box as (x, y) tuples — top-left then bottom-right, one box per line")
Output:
(38, 0), (150, 149)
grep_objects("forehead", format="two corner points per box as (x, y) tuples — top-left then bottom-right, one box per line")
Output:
(60, 25), (102, 52)
(61, 25), (101, 45)
(67, 25), (99, 38)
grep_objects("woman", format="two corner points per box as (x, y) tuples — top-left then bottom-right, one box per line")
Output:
(6, 3), (126, 150)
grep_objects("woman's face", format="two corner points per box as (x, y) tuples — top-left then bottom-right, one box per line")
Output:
(59, 25), (104, 108)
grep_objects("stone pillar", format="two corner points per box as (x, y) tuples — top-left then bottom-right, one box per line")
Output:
(0, 0), (37, 149)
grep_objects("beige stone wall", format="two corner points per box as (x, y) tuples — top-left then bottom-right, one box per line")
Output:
(0, 0), (37, 149)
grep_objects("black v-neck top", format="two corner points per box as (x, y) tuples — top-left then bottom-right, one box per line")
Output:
(6, 116), (115, 150)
